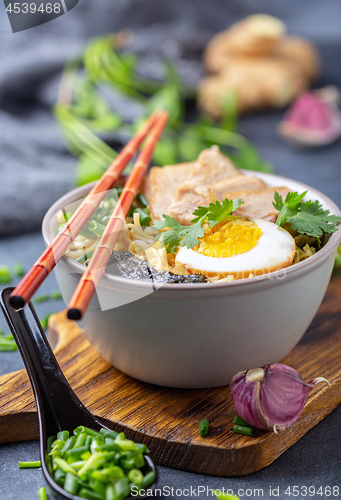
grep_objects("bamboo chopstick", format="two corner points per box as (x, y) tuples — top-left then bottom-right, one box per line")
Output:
(10, 110), (163, 310)
(67, 110), (169, 320)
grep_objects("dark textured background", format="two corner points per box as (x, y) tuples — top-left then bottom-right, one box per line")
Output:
(0, 0), (341, 499)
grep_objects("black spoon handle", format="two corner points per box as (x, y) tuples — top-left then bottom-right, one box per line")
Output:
(0, 287), (99, 438)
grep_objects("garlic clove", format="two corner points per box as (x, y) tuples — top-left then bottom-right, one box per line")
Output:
(278, 86), (341, 147)
(229, 363), (329, 432)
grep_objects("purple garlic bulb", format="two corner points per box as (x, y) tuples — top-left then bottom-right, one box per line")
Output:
(229, 363), (329, 432)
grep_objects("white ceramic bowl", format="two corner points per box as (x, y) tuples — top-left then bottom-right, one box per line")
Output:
(42, 171), (341, 388)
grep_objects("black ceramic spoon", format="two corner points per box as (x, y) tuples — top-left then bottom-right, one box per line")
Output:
(0, 287), (157, 500)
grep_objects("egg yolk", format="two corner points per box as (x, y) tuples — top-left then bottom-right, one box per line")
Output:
(193, 216), (262, 258)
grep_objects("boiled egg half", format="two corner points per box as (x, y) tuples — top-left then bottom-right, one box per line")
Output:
(175, 216), (295, 280)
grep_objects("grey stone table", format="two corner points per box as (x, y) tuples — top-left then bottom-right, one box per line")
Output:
(1, 122), (341, 499)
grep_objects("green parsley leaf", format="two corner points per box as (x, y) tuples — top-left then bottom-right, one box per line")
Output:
(273, 191), (341, 238)
(153, 215), (205, 254)
(192, 198), (244, 227)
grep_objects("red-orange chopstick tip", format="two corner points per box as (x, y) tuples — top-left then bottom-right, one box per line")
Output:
(67, 110), (169, 320)
(9, 110), (163, 311)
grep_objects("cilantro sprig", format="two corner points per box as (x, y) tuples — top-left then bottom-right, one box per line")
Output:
(273, 191), (341, 238)
(192, 198), (243, 227)
(153, 198), (244, 253)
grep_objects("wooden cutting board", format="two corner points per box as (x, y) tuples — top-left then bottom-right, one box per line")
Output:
(1, 273), (341, 477)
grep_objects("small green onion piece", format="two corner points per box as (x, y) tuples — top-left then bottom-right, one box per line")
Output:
(54, 468), (66, 486)
(66, 445), (90, 459)
(61, 436), (77, 454)
(38, 487), (48, 500)
(0, 341), (18, 351)
(199, 419), (209, 437)
(115, 432), (126, 441)
(18, 461), (41, 468)
(214, 490), (240, 500)
(78, 488), (105, 500)
(115, 439), (136, 451)
(64, 471), (79, 495)
(81, 451), (92, 461)
(128, 468), (143, 485)
(50, 439), (65, 453)
(74, 426), (101, 438)
(13, 262), (25, 277)
(89, 479), (106, 495)
(0, 266), (11, 284)
(91, 466), (124, 482)
(99, 429), (119, 439)
(105, 485), (115, 500)
(57, 430), (69, 442)
(141, 471), (155, 489)
(95, 443), (121, 453)
(134, 443), (149, 453)
(50, 290), (63, 299)
(114, 477), (130, 500)
(233, 425), (255, 436)
(40, 313), (53, 331)
(233, 415), (253, 428)
(78, 452), (108, 478)
(33, 294), (51, 304)
(119, 458), (135, 470)
(74, 432), (88, 448)
(0, 336), (16, 345)
(76, 249), (94, 264)
(67, 460), (86, 469)
(132, 453), (145, 469)
(0, 346), (18, 351)
(47, 435), (56, 453)
(53, 457), (77, 475)
(136, 193), (149, 207)
(90, 439), (103, 454)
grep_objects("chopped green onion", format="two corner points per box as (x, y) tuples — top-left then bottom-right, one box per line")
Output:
(33, 291), (63, 303)
(18, 461), (41, 468)
(128, 468), (143, 484)
(54, 468), (66, 486)
(64, 471), (79, 495)
(113, 477), (130, 500)
(13, 262), (25, 277)
(214, 490), (240, 500)
(233, 424), (255, 436)
(74, 426), (101, 437)
(76, 250), (95, 264)
(233, 415), (253, 428)
(40, 313), (54, 331)
(53, 457), (77, 475)
(199, 419), (209, 437)
(48, 426), (152, 498)
(78, 488), (104, 500)
(0, 266), (11, 284)
(141, 471), (155, 489)
(57, 430), (70, 442)
(38, 487), (48, 500)
(136, 193), (149, 208)
(0, 331), (17, 352)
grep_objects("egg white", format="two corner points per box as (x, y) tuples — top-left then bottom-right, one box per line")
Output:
(175, 218), (296, 279)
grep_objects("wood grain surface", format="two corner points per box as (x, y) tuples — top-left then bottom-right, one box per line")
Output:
(1, 274), (341, 476)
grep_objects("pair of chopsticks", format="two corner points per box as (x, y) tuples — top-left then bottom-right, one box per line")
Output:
(10, 109), (169, 320)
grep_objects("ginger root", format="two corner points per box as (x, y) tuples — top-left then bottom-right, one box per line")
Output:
(199, 14), (319, 116)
